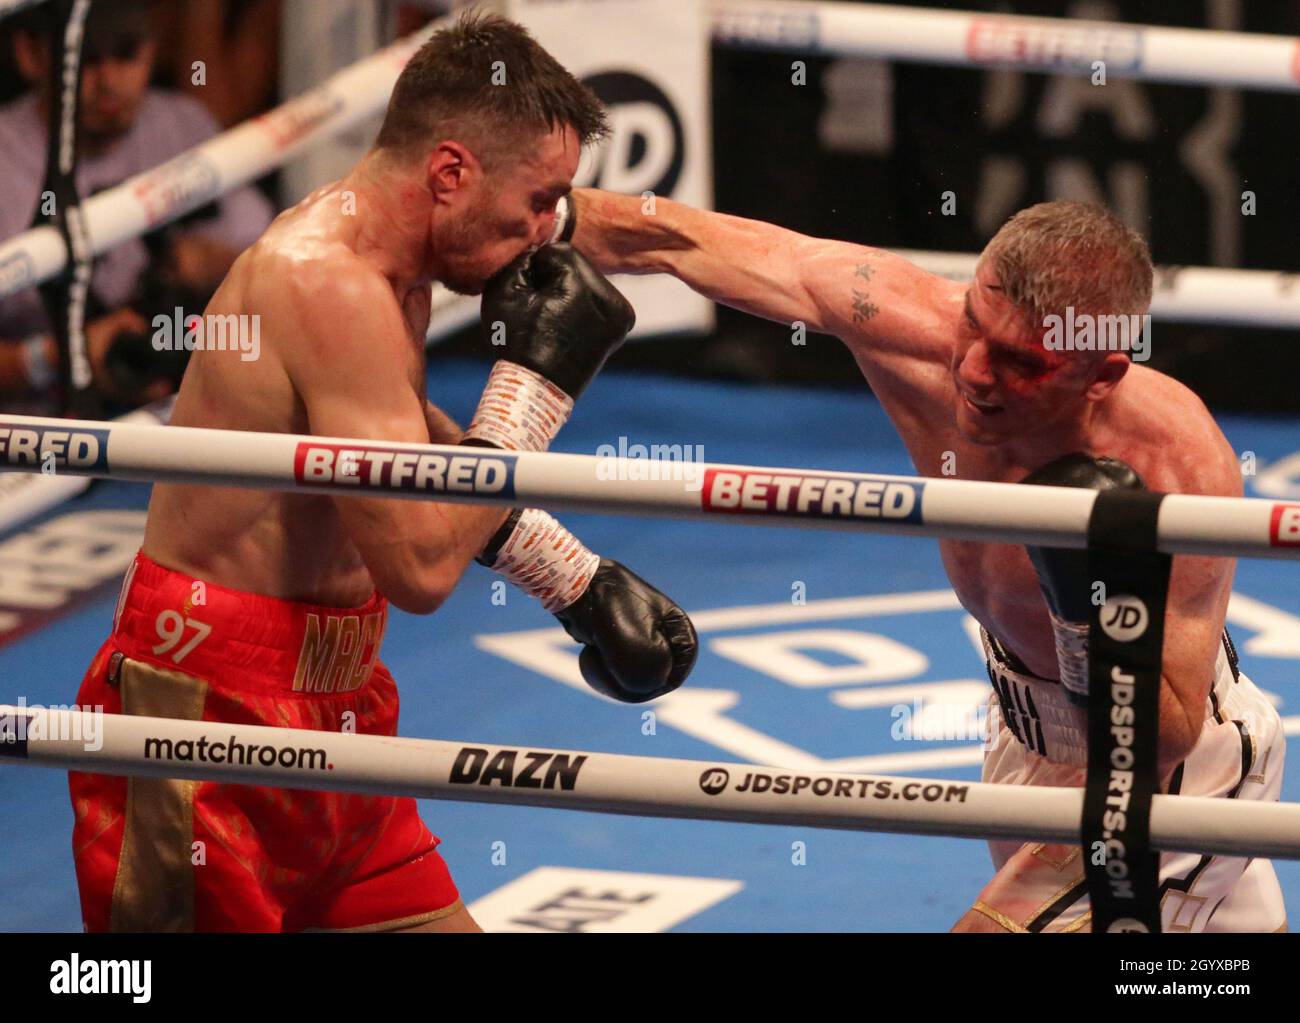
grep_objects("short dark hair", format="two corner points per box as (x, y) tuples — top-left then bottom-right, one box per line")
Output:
(375, 10), (608, 167)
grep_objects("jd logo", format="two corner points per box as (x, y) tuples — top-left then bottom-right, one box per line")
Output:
(577, 72), (685, 196)
(1100, 595), (1149, 643)
(699, 768), (730, 795)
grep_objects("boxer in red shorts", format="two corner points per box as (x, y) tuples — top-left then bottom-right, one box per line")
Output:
(72, 554), (458, 932)
(69, 13), (697, 933)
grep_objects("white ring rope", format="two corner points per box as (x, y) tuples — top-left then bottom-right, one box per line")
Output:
(4, 705), (1299, 859)
(1, 412), (1296, 560)
(3, 0), (1289, 91)
(712, 0), (1300, 91)
(1, 5), (1297, 331)
(0, 398), (170, 535)
(424, 249), (1300, 342)
(895, 250), (1300, 331)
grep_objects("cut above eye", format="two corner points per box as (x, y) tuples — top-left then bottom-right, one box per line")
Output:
(997, 350), (1041, 373)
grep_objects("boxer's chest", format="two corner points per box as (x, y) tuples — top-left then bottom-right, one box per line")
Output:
(939, 537), (1057, 672)
(932, 447), (1063, 674)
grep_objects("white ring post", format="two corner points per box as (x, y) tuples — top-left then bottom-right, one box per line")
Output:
(0, 413), (1297, 559)
(6, 705), (1300, 860)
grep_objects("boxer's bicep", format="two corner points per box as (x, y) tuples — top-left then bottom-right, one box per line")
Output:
(1147, 439), (1243, 772)
(799, 242), (949, 351)
(279, 268), (474, 613)
(285, 267), (430, 444)
(1158, 551), (1234, 764)
(578, 192), (950, 369)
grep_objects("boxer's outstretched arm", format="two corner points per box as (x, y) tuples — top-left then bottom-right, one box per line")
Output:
(271, 254), (508, 615)
(571, 189), (953, 358)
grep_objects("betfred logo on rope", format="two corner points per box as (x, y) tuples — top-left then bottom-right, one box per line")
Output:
(0, 422), (109, 471)
(701, 468), (923, 523)
(295, 442), (516, 499)
(965, 16), (1144, 73)
(253, 87), (346, 153)
(711, 6), (821, 50)
(130, 152), (222, 229)
(1271, 504), (1300, 547)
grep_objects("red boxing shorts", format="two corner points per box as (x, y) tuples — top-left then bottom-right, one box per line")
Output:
(69, 551), (462, 932)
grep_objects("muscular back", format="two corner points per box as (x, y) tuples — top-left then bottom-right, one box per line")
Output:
(143, 183), (432, 606)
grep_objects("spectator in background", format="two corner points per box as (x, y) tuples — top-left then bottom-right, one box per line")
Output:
(0, 2), (274, 410)
(152, 0), (282, 128)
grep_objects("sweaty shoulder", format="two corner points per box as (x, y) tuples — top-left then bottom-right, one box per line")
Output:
(241, 224), (388, 326)
(1114, 365), (1242, 499)
(233, 219), (407, 406)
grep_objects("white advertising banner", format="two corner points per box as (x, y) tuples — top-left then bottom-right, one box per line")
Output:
(506, 0), (716, 338)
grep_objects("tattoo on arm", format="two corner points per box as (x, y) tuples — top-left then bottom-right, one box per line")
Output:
(851, 261), (879, 323)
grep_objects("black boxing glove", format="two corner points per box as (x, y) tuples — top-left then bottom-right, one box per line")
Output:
(465, 244), (634, 452)
(555, 559), (698, 703)
(478, 508), (697, 702)
(1020, 453), (1145, 704)
(481, 242), (633, 397)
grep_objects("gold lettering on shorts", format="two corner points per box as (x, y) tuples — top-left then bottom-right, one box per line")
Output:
(346, 611), (387, 692)
(293, 614), (340, 693)
(321, 616), (360, 693)
(293, 610), (387, 693)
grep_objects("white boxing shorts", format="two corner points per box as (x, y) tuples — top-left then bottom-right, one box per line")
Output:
(974, 629), (1286, 933)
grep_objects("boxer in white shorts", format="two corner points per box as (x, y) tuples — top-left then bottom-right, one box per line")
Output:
(981, 627), (1285, 932)
(564, 192), (1289, 931)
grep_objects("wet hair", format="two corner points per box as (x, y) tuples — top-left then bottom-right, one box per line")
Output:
(981, 201), (1153, 330)
(375, 10), (608, 169)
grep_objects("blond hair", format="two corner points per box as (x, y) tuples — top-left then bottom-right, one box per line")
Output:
(981, 201), (1153, 331)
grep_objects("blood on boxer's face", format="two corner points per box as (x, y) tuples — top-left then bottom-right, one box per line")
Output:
(951, 262), (1099, 447)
